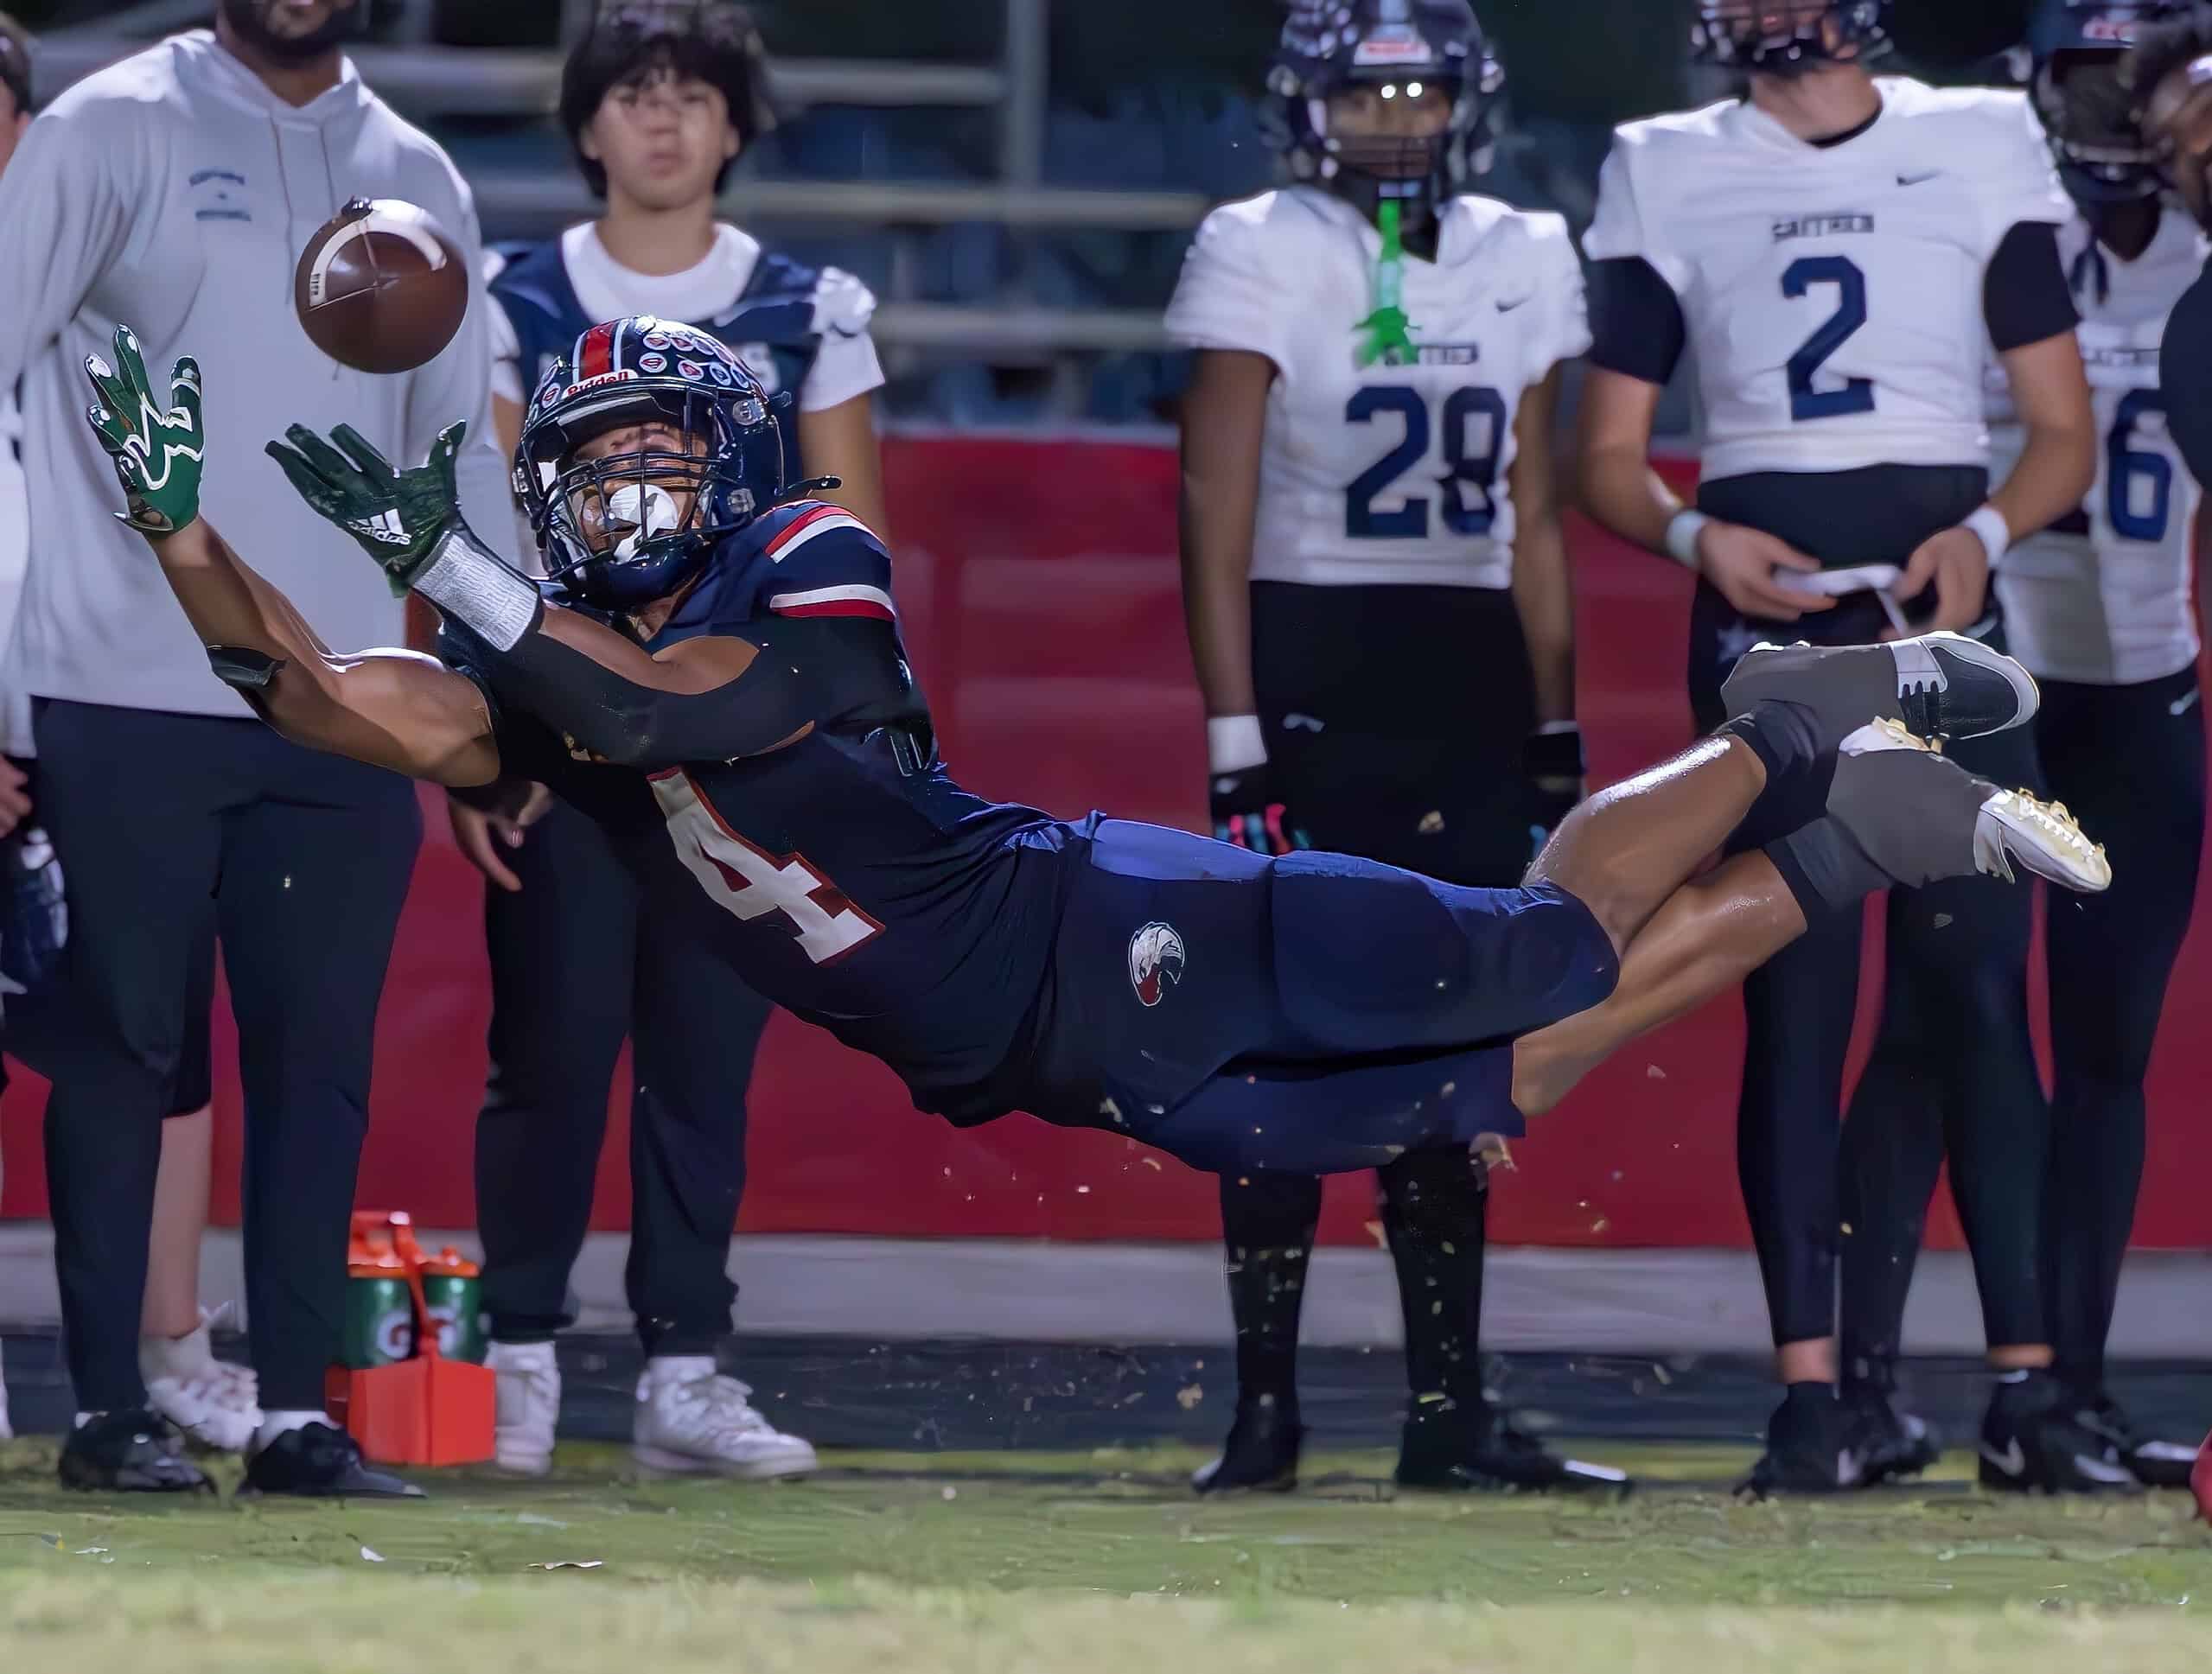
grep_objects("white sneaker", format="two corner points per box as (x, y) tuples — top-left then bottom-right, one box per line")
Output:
(633, 1356), (817, 1480)
(141, 1313), (261, 1453)
(488, 1340), (562, 1477)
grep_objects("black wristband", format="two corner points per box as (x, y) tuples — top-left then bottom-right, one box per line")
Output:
(207, 646), (288, 691)
(1523, 726), (1585, 783)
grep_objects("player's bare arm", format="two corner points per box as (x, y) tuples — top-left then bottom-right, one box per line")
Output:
(796, 391), (889, 538)
(1896, 330), (2095, 635)
(1507, 365), (1574, 728)
(1576, 363), (1831, 621)
(1176, 347), (1274, 724)
(80, 327), (501, 787)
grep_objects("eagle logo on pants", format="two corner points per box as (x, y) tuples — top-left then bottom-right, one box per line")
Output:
(1128, 920), (1186, 1008)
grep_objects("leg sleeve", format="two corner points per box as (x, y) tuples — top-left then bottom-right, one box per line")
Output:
(31, 700), (228, 1412)
(626, 885), (772, 1359)
(474, 798), (636, 1345)
(220, 743), (420, 1411)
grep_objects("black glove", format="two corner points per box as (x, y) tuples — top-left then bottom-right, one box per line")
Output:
(1522, 725), (1586, 852)
(1209, 763), (1308, 855)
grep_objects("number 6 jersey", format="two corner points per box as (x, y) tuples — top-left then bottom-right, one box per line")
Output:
(1988, 209), (2208, 687)
(1584, 79), (2075, 484)
(1164, 186), (1590, 589)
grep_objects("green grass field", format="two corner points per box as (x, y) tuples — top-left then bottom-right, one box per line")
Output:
(2, 1437), (2209, 1671)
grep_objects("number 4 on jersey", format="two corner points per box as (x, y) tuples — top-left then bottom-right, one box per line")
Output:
(652, 770), (883, 964)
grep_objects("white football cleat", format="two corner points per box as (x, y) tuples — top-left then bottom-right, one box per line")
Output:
(633, 1357), (817, 1480)
(488, 1339), (562, 1477)
(141, 1313), (261, 1453)
(1834, 719), (2111, 894)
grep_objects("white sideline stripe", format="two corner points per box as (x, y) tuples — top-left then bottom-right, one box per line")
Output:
(3, 1226), (2212, 1355)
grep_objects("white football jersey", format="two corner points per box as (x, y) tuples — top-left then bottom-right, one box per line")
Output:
(1585, 79), (2072, 482)
(1989, 209), (2207, 686)
(1165, 186), (1590, 589)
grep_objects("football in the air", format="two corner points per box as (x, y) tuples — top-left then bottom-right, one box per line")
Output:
(294, 196), (469, 375)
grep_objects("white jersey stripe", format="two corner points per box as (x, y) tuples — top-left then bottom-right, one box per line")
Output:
(768, 582), (896, 619)
(766, 511), (872, 563)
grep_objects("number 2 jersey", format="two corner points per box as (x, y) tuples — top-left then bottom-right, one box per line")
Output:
(1988, 209), (2207, 687)
(1163, 185), (1590, 589)
(443, 500), (1070, 1124)
(1584, 78), (2075, 485)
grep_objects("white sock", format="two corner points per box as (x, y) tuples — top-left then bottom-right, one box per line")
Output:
(139, 1317), (216, 1382)
(644, 1354), (716, 1385)
(255, 1408), (331, 1450)
(488, 1339), (557, 1369)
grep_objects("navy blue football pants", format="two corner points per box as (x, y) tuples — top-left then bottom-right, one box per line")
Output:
(1029, 819), (1620, 1176)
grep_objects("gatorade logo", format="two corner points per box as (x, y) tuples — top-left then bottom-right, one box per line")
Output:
(373, 1308), (412, 1362)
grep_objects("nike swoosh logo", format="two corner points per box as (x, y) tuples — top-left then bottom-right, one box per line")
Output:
(1981, 1438), (2028, 1477)
(1897, 171), (1942, 187)
(1495, 296), (1533, 313)
(2171, 688), (2202, 716)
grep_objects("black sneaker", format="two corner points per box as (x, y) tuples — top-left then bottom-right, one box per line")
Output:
(1190, 1394), (1302, 1494)
(2077, 1390), (2202, 1490)
(1978, 1371), (2139, 1494)
(1844, 1380), (1941, 1484)
(1738, 1385), (1868, 1497)
(57, 1409), (214, 1493)
(241, 1422), (425, 1499)
(1395, 1396), (1630, 1494)
(1723, 630), (2040, 749)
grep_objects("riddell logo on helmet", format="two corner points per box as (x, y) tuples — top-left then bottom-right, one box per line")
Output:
(563, 369), (637, 398)
(1128, 921), (1187, 1009)
(1355, 32), (1435, 67)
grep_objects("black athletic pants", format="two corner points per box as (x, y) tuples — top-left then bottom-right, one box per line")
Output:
(31, 698), (419, 1413)
(474, 794), (773, 1359)
(1839, 667), (2205, 1385)
(1216, 582), (1535, 1414)
(1690, 585), (2050, 1354)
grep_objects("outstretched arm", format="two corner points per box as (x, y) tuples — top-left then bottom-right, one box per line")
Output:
(155, 516), (501, 786)
(81, 328), (500, 786)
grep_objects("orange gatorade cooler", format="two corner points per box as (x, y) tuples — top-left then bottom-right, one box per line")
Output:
(327, 1210), (495, 1467)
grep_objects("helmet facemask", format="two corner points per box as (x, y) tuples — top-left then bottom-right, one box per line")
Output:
(520, 381), (776, 609)
(2039, 48), (2164, 202)
(1692, 1), (1889, 77)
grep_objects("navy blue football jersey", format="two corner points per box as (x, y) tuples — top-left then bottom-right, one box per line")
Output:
(448, 503), (1066, 1121)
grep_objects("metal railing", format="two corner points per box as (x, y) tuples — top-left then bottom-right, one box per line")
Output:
(32, 0), (1188, 378)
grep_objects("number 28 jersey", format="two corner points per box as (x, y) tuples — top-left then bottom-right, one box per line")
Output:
(1584, 79), (2073, 482)
(1164, 187), (1590, 589)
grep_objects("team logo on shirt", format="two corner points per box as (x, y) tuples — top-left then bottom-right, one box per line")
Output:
(1128, 920), (1187, 1009)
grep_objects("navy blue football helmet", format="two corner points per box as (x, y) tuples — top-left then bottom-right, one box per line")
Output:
(2029, 1), (2183, 204)
(1262, 0), (1505, 220)
(1691, 1), (1890, 75)
(515, 315), (787, 608)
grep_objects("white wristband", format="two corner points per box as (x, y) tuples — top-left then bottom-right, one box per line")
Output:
(1961, 504), (2011, 570)
(1207, 713), (1266, 775)
(1663, 508), (1711, 569)
(415, 525), (543, 652)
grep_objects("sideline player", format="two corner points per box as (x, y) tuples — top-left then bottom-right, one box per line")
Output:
(77, 325), (2108, 1261)
(1578, 0), (2100, 1492)
(1843, 0), (2207, 1494)
(1170, 0), (1614, 1493)
(470, 0), (853, 1484)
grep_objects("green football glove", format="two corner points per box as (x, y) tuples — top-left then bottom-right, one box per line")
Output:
(266, 420), (470, 598)
(84, 325), (206, 537)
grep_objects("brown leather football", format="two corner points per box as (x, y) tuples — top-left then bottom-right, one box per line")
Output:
(294, 197), (469, 375)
